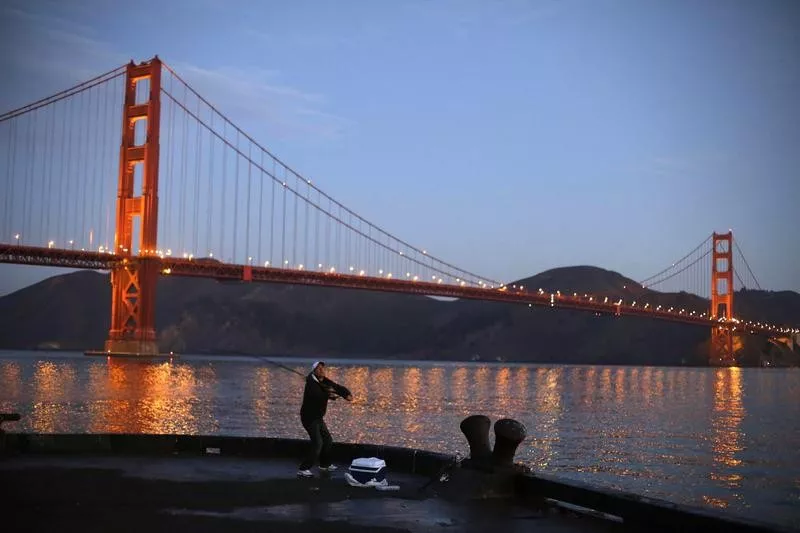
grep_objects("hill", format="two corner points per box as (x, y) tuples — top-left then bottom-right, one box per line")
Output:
(0, 266), (797, 366)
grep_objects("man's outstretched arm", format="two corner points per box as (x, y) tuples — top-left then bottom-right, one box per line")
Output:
(322, 378), (352, 401)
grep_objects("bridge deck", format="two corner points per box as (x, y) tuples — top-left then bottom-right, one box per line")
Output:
(1, 244), (793, 336)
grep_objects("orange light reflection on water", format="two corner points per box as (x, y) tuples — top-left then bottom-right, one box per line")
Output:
(530, 367), (563, 468)
(0, 361), (22, 404)
(84, 360), (212, 435)
(401, 367), (422, 444)
(703, 367), (745, 509)
(251, 367), (272, 435)
(31, 361), (77, 433)
(495, 367), (511, 413)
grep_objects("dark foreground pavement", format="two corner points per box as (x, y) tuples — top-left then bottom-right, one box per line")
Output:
(0, 454), (621, 533)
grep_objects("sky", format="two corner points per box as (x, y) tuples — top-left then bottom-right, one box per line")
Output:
(0, 0), (798, 296)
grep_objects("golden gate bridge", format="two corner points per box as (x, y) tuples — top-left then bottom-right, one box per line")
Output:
(0, 57), (796, 364)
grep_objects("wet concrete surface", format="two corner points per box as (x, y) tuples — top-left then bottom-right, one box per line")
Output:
(1, 454), (621, 532)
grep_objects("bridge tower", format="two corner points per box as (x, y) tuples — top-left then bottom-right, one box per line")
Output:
(710, 231), (734, 365)
(104, 58), (161, 355)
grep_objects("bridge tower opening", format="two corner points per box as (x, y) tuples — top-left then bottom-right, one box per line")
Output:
(710, 231), (734, 365)
(104, 58), (162, 355)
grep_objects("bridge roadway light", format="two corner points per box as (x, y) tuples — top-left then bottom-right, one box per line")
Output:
(48, 240), (54, 248)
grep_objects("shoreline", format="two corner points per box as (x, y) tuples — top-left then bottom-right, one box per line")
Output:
(1, 348), (797, 368)
(1, 432), (791, 533)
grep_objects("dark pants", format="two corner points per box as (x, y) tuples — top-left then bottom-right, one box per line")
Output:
(299, 417), (333, 470)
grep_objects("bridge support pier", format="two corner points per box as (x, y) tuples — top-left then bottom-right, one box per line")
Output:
(104, 258), (159, 355)
(710, 327), (735, 366)
(710, 232), (735, 366)
(100, 57), (162, 357)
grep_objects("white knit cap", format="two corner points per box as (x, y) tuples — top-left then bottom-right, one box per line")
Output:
(311, 361), (324, 371)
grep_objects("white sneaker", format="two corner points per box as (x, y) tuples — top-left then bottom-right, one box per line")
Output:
(319, 464), (338, 472)
(297, 469), (313, 478)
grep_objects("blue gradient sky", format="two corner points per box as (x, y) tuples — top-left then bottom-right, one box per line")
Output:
(1, 0), (798, 296)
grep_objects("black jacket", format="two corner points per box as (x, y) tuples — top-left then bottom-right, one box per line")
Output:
(300, 374), (351, 422)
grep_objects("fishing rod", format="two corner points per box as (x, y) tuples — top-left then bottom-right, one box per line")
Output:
(252, 355), (306, 379)
(252, 355), (345, 400)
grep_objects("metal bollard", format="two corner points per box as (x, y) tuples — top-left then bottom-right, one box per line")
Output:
(492, 418), (526, 466)
(459, 415), (492, 462)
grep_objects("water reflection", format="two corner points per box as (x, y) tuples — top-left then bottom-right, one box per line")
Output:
(31, 361), (78, 433)
(86, 359), (212, 435)
(530, 367), (563, 468)
(614, 367), (626, 403)
(1, 354), (798, 529)
(600, 367), (611, 400)
(451, 367), (469, 417)
(0, 361), (22, 407)
(495, 367), (511, 413)
(250, 367), (272, 435)
(705, 368), (745, 508)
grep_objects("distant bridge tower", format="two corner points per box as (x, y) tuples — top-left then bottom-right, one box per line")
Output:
(710, 231), (734, 365)
(104, 58), (161, 355)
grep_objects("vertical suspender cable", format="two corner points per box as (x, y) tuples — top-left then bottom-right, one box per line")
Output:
(269, 159), (278, 267)
(79, 88), (90, 247)
(5, 120), (16, 239)
(21, 112), (32, 244)
(336, 204), (341, 270)
(220, 121), (227, 260)
(60, 98), (71, 247)
(246, 142), (252, 261)
(292, 173), (300, 267)
(100, 80), (110, 250)
(194, 95), (202, 255)
(207, 111), (215, 257)
(41, 98), (52, 242)
(90, 86), (100, 250)
(304, 178), (309, 268)
(258, 151), (264, 264)
(233, 129), (240, 262)
(28, 109), (38, 244)
(180, 84), (189, 256)
(281, 166), (287, 265)
(325, 196), (331, 269)
(165, 75), (175, 254)
(315, 188), (320, 269)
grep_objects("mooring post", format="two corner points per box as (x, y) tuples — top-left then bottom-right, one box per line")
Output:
(492, 418), (526, 466)
(460, 415), (492, 463)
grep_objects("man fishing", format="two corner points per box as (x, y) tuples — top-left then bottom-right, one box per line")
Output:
(297, 361), (353, 478)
